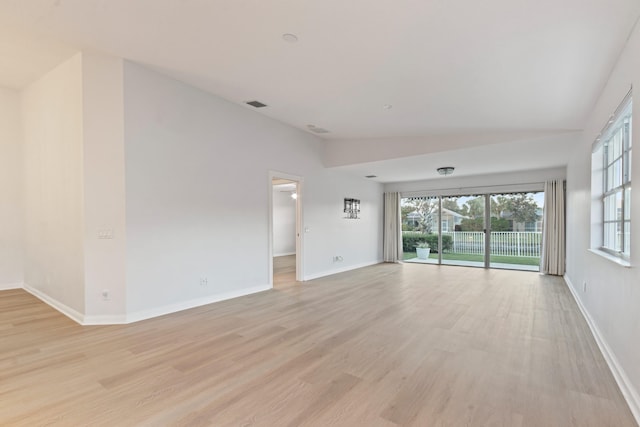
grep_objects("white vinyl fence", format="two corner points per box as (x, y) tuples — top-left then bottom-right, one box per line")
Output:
(442, 231), (542, 257)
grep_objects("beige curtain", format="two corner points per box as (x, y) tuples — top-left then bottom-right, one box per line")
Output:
(541, 180), (566, 275)
(383, 192), (403, 263)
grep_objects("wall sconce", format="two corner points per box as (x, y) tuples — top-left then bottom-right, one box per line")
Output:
(344, 198), (360, 219)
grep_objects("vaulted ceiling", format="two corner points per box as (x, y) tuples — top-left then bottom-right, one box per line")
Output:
(1, 0), (639, 181)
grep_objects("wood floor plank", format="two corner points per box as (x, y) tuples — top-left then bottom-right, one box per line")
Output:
(0, 262), (636, 426)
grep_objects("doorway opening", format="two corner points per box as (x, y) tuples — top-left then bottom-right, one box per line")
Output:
(269, 172), (303, 287)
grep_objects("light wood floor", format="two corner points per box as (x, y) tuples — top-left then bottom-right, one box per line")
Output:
(274, 255), (296, 288)
(1, 263), (636, 426)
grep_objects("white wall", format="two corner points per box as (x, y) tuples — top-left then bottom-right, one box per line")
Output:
(565, 21), (640, 420)
(325, 131), (578, 167)
(81, 53), (127, 321)
(0, 87), (23, 289)
(272, 186), (296, 256)
(21, 53), (85, 315)
(303, 169), (384, 279)
(123, 62), (383, 317)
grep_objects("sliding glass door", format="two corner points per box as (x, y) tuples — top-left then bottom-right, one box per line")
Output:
(401, 196), (439, 264)
(440, 195), (485, 268)
(488, 192), (544, 271)
(401, 190), (544, 271)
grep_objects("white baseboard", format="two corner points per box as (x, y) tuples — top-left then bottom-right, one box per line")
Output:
(0, 282), (23, 291)
(564, 274), (640, 425)
(274, 252), (296, 257)
(23, 283), (85, 325)
(304, 260), (383, 281)
(19, 283), (273, 325)
(126, 284), (272, 324)
(83, 315), (128, 325)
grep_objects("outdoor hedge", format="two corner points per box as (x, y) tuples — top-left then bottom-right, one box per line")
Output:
(402, 232), (453, 253)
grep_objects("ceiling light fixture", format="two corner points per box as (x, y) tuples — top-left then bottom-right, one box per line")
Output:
(246, 100), (268, 108)
(282, 33), (298, 43)
(437, 166), (455, 176)
(307, 124), (330, 134)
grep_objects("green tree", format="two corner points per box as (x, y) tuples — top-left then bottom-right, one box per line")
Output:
(504, 194), (540, 223)
(464, 197), (485, 219)
(460, 217), (484, 231)
(404, 198), (438, 233)
(491, 195), (511, 218)
(442, 198), (461, 213)
(490, 217), (511, 231)
(460, 216), (511, 231)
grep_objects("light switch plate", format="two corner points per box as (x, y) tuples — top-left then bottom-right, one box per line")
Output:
(98, 229), (114, 239)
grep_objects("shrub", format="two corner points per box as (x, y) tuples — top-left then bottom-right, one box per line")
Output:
(402, 232), (452, 253)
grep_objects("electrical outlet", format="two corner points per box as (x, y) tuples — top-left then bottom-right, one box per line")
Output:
(333, 256), (344, 262)
(200, 277), (208, 286)
(101, 289), (110, 301)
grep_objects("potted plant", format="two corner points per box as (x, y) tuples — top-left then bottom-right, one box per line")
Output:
(415, 242), (431, 260)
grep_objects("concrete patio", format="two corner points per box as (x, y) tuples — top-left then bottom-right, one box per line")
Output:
(403, 257), (540, 272)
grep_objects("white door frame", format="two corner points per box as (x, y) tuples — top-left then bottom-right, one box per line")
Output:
(268, 170), (304, 285)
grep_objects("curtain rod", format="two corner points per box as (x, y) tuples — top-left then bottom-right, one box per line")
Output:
(398, 180), (548, 194)
(395, 179), (568, 199)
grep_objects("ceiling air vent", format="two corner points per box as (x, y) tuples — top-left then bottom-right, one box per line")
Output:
(365, 175), (377, 178)
(307, 124), (330, 134)
(246, 100), (268, 108)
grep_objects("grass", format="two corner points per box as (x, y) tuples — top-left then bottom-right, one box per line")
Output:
(489, 255), (540, 266)
(403, 251), (540, 266)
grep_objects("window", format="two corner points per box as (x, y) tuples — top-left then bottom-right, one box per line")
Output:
(592, 93), (632, 260)
(441, 220), (448, 232)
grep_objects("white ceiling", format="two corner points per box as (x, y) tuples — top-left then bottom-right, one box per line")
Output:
(334, 132), (578, 183)
(1, 0), (639, 182)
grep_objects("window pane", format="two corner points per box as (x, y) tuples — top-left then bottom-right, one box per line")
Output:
(628, 148), (633, 182)
(616, 190), (623, 221)
(624, 186), (631, 221)
(442, 195), (485, 268)
(401, 196), (440, 263)
(603, 222), (616, 249)
(401, 197), (439, 233)
(604, 193), (616, 221)
(603, 220), (624, 252)
(606, 141), (615, 164)
(624, 221), (631, 255)
(613, 158), (622, 188)
(614, 131), (622, 158)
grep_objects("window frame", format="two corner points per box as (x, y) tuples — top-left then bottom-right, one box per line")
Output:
(596, 93), (632, 261)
